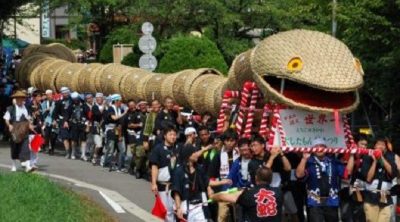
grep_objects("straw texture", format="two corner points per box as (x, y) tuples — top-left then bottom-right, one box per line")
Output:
(22, 44), (41, 58)
(55, 63), (84, 91)
(188, 74), (219, 113)
(92, 64), (111, 92)
(35, 43), (77, 62)
(181, 68), (223, 108)
(135, 74), (154, 101)
(100, 64), (132, 95)
(227, 49), (253, 90)
(160, 73), (180, 102)
(144, 74), (168, 102)
(172, 69), (194, 107)
(120, 68), (153, 101)
(250, 29), (363, 92)
(16, 53), (52, 88)
(40, 59), (69, 91)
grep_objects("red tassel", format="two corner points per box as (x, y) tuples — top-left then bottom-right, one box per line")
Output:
(334, 109), (341, 135)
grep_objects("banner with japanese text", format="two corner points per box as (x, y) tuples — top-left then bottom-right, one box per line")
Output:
(277, 109), (347, 148)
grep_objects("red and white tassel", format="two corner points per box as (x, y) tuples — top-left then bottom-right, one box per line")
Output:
(273, 107), (287, 147)
(243, 83), (259, 138)
(259, 104), (270, 137)
(235, 82), (252, 135)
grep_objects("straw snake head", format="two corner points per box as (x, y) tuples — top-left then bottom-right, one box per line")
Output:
(248, 29), (364, 113)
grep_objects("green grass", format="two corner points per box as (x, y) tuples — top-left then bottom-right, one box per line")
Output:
(0, 172), (116, 222)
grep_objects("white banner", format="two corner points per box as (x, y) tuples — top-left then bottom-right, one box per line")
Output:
(276, 109), (347, 148)
(41, 0), (50, 38)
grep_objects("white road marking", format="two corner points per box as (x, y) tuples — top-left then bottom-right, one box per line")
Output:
(99, 191), (126, 213)
(0, 164), (162, 222)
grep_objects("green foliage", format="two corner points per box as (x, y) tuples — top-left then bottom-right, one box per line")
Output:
(335, 0), (400, 145)
(121, 52), (139, 67)
(0, 173), (115, 222)
(99, 25), (139, 63)
(217, 37), (253, 65)
(157, 35), (228, 74)
(0, 0), (32, 22)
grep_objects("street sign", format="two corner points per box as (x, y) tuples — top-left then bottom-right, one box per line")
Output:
(141, 22), (154, 35)
(41, 0), (50, 38)
(139, 22), (157, 71)
(139, 54), (158, 71)
(138, 35), (157, 54)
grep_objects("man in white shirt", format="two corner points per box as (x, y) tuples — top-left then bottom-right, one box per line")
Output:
(3, 90), (35, 172)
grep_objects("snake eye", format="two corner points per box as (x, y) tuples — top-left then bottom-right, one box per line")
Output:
(354, 58), (364, 76)
(287, 57), (303, 72)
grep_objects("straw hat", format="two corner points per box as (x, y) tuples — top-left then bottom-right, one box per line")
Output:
(11, 90), (27, 98)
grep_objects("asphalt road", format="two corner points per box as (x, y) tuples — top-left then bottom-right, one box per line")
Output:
(0, 142), (160, 222)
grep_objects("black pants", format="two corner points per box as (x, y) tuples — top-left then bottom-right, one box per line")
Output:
(291, 181), (307, 222)
(309, 206), (338, 222)
(10, 137), (30, 161)
(340, 192), (366, 222)
(44, 126), (57, 151)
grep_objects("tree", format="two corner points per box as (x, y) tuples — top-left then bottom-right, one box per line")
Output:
(336, 0), (400, 145)
(0, 0), (34, 52)
(157, 35), (228, 73)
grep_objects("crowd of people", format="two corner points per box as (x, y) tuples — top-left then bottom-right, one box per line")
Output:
(2, 85), (400, 222)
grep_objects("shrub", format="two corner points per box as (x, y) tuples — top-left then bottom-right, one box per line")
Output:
(157, 35), (228, 74)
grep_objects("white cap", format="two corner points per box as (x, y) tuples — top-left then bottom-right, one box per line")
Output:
(71, 92), (80, 99)
(95, 93), (104, 98)
(27, 87), (36, 94)
(312, 138), (327, 147)
(60, 87), (70, 94)
(110, 94), (122, 102)
(45, 89), (53, 94)
(184, 127), (197, 136)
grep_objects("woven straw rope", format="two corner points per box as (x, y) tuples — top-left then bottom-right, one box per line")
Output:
(188, 74), (216, 113)
(77, 63), (102, 93)
(35, 43), (76, 62)
(92, 64), (112, 92)
(135, 74), (154, 100)
(99, 64), (132, 95)
(24, 56), (53, 88)
(16, 53), (51, 87)
(39, 59), (67, 90)
(173, 69), (194, 107)
(52, 63), (71, 91)
(120, 68), (152, 101)
(227, 49), (253, 90)
(182, 68), (223, 109)
(70, 63), (89, 92)
(144, 74), (168, 102)
(40, 59), (69, 91)
(22, 44), (41, 58)
(56, 63), (84, 89)
(210, 79), (228, 115)
(160, 72), (181, 102)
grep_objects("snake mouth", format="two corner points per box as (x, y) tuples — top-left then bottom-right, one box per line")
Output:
(261, 76), (357, 111)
